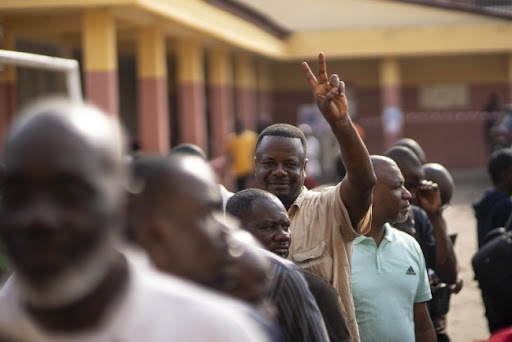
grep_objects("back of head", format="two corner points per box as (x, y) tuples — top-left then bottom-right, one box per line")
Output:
(384, 146), (422, 172)
(256, 123), (307, 155)
(169, 143), (207, 160)
(132, 154), (217, 216)
(488, 148), (512, 188)
(423, 163), (454, 206)
(394, 138), (427, 164)
(226, 189), (277, 225)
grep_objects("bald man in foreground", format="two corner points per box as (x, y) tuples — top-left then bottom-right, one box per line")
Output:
(0, 97), (270, 342)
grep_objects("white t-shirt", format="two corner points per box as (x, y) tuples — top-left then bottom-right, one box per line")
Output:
(0, 255), (271, 342)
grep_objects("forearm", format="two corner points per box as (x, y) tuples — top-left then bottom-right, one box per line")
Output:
(416, 326), (437, 342)
(330, 117), (375, 228)
(329, 117), (375, 191)
(414, 303), (437, 342)
(428, 213), (458, 284)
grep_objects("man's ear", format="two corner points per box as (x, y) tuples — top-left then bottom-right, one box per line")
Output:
(136, 219), (171, 269)
(303, 158), (308, 177)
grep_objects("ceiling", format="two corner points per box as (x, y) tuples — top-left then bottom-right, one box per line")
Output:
(231, 0), (506, 31)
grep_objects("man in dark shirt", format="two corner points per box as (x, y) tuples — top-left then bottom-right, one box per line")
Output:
(227, 188), (349, 342)
(473, 148), (512, 249)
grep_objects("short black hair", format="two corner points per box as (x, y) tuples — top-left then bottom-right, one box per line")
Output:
(394, 138), (426, 164)
(384, 145), (422, 169)
(226, 188), (276, 224)
(169, 143), (207, 160)
(255, 123), (307, 155)
(488, 148), (512, 186)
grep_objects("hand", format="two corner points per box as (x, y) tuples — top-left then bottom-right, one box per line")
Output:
(450, 278), (463, 294)
(302, 53), (348, 123)
(416, 180), (442, 216)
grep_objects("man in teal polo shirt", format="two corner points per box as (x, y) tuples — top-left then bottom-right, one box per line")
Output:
(351, 156), (436, 342)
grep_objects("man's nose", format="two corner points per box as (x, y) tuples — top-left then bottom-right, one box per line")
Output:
(275, 228), (290, 241)
(272, 164), (286, 176)
(403, 187), (412, 200)
(20, 198), (60, 231)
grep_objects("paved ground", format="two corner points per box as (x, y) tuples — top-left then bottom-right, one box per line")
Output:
(444, 168), (492, 342)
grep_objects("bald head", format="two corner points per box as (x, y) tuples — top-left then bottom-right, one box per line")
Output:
(0, 97), (128, 307)
(370, 155), (411, 225)
(394, 138), (427, 164)
(423, 163), (454, 206)
(7, 97), (125, 171)
(371, 155), (398, 178)
(130, 154), (228, 287)
(132, 154), (219, 216)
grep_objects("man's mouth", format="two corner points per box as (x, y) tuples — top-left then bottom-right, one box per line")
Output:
(273, 245), (290, 257)
(269, 181), (289, 188)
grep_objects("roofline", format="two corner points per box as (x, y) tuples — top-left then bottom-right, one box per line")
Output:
(389, 0), (512, 20)
(203, 0), (290, 39)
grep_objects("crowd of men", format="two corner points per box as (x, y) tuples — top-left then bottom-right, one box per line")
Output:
(0, 52), (507, 341)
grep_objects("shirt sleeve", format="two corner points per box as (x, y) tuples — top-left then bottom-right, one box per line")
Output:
(329, 182), (372, 239)
(272, 262), (330, 342)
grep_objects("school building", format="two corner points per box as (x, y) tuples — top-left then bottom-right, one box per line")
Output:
(1, 0), (512, 169)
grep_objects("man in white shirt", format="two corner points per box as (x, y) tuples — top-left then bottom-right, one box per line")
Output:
(0, 97), (271, 342)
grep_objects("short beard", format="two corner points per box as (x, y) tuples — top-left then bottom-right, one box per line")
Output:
(15, 232), (119, 309)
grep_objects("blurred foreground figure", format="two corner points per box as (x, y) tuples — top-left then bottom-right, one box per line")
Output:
(0, 97), (270, 342)
(130, 154), (272, 306)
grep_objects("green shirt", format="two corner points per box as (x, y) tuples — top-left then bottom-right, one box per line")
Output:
(351, 223), (431, 342)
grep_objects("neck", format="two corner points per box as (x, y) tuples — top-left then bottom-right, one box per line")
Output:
(496, 183), (512, 195)
(366, 222), (387, 247)
(25, 253), (128, 333)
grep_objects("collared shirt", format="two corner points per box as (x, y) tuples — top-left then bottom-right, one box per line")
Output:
(287, 183), (372, 342)
(265, 252), (330, 342)
(351, 223), (432, 342)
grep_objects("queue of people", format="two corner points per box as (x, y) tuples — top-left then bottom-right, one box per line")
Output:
(0, 52), (504, 342)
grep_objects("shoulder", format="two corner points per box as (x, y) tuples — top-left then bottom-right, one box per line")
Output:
(389, 226), (423, 252)
(294, 183), (341, 207)
(129, 261), (270, 337)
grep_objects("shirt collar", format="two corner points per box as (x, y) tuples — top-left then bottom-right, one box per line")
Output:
(354, 222), (397, 245)
(288, 186), (308, 216)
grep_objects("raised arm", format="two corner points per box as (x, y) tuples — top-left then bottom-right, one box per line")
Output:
(416, 180), (458, 284)
(302, 53), (376, 229)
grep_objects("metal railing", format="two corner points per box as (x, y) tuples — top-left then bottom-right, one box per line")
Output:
(0, 49), (82, 103)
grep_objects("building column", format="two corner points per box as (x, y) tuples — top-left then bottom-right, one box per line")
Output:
(0, 26), (17, 142)
(379, 57), (403, 150)
(136, 27), (169, 154)
(176, 39), (207, 152)
(207, 48), (234, 158)
(82, 9), (118, 116)
(234, 53), (256, 131)
(256, 60), (273, 131)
